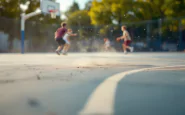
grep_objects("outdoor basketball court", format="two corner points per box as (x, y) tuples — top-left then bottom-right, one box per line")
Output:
(0, 0), (185, 114)
(0, 52), (185, 115)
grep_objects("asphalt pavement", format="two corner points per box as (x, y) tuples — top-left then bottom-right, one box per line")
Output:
(0, 52), (185, 115)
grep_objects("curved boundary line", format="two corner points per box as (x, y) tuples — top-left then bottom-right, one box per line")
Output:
(79, 65), (185, 115)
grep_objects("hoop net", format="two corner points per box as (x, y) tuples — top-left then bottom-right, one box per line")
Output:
(49, 10), (58, 19)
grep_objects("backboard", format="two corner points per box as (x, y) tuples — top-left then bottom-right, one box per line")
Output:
(41, 0), (60, 16)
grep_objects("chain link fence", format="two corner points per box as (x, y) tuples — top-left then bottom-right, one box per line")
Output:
(0, 17), (185, 53)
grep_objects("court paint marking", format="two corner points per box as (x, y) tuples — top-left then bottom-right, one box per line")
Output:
(79, 65), (185, 115)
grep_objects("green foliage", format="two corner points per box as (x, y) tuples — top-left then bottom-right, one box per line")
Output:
(0, 0), (21, 18)
(67, 10), (91, 27)
(88, 0), (112, 25)
(65, 1), (80, 17)
(67, 10), (92, 39)
(89, 0), (185, 25)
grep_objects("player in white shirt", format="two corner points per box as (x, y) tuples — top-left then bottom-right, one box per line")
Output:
(62, 29), (77, 55)
(104, 38), (111, 51)
(117, 26), (134, 54)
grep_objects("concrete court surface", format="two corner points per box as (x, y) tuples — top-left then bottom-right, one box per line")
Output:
(0, 52), (185, 115)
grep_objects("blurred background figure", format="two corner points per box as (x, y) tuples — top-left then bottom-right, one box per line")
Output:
(121, 26), (134, 54)
(104, 38), (111, 52)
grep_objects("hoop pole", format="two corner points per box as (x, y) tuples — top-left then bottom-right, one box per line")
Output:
(21, 13), (25, 54)
(20, 10), (41, 54)
(24, 10), (41, 20)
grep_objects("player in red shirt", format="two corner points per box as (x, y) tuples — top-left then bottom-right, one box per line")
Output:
(55, 22), (67, 55)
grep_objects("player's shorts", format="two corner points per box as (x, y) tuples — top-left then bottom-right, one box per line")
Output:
(63, 38), (70, 45)
(124, 40), (131, 46)
(56, 38), (66, 46)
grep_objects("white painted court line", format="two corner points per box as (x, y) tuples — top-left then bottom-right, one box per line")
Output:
(79, 65), (185, 115)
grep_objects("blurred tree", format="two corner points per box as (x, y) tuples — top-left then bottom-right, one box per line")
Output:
(84, 0), (92, 11)
(144, 0), (185, 18)
(67, 10), (91, 27)
(110, 0), (135, 24)
(132, 1), (155, 20)
(65, 1), (80, 18)
(89, 0), (185, 25)
(89, 0), (148, 25)
(0, 0), (22, 18)
(88, 0), (112, 25)
(163, 0), (185, 17)
(67, 10), (92, 39)
(89, 0), (138, 40)
(25, 0), (39, 14)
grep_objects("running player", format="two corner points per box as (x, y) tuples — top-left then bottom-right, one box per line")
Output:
(117, 26), (134, 54)
(104, 38), (111, 51)
(62, 29), (77, 55)
(55, 22), (67, 55)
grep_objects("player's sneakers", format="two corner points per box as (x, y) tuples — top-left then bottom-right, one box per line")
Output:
(124, 51), (127, 54)
(62, 50), (68, 55)
(130, 47), (134, 52)
(55, 50), (60, 55)
(62, 52), (68, 55)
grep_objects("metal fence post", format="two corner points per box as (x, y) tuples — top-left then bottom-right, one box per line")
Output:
(146, 22), (150, 48)
(178, 19), (183, 51)
(158, 19), (162, 50)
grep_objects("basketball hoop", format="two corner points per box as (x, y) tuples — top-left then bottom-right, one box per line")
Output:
(49, 9), (58, 19)
(41, 0), (60, 19)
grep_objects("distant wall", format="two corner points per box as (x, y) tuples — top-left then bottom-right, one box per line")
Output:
(0, 32), (28, 52)
(0, 32), (8, 52)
